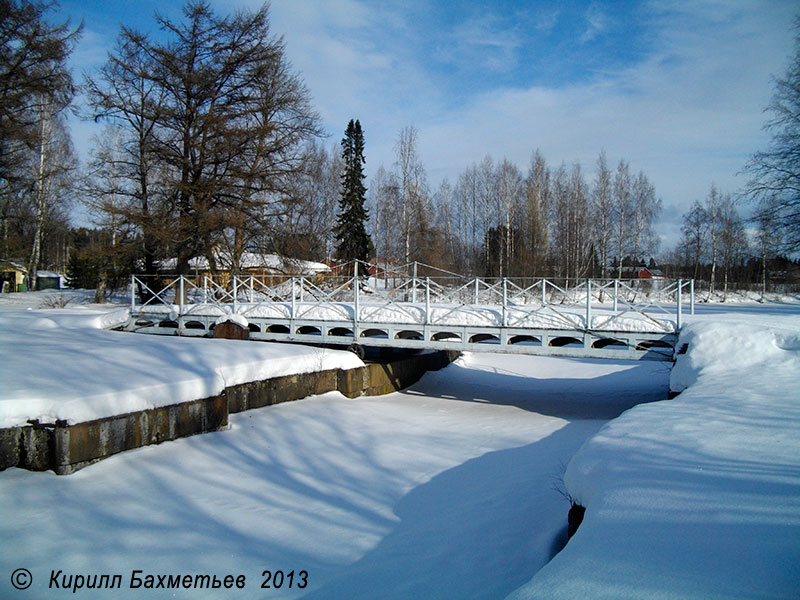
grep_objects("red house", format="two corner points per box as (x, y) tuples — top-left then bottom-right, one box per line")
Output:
(368, 257), (394, 277)
(637, 267), (664, 279)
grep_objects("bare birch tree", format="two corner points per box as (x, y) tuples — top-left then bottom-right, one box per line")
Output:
(680, 200), (707, 281)
(718, 196), (748, 300)
(524, 150), (550, 276)
(477, 156), (497, 273)
(612, 160), (633, 277)
(369, 163), (397, 264)
(455, 163), (482, 273)
(754, 200), (782, 300)
(496, 158), (523, 276)
(26, 98), (77, 291)
(395, 126), (418, 265)
(549, 163), (590, 283)
(631, 170), (661, 262)
(744, 21), (800, 252)
(704, 184), (723, 295)
(591, 150), (613, 280)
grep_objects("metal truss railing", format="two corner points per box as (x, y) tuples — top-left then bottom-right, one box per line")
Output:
(130, 261), (694, 334)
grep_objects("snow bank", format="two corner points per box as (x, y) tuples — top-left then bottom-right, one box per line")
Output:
(0, 305), (363, 428)
(214, 312), (249, 329)
(11, 306), (131, 331)
(669, 320), (800, 393)
(508, 318), (800, 599)
(0, 351), (670, 599)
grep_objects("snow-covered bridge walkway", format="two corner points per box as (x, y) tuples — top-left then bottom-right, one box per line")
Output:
(126, 263), (694, 361)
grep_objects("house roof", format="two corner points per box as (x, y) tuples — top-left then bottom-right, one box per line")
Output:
(0, 259), (27, 273)
(158, 252), (330, 275)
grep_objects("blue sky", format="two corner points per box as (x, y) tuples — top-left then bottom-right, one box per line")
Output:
(56, 0), (798, 251)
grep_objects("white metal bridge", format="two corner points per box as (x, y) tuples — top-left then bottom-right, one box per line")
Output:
(125, 262), (694, 361)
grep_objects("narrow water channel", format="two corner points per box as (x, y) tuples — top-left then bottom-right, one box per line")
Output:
(301, 352), (672, 599)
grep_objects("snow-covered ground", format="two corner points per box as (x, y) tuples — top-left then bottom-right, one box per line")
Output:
(1, 289), (798, 598)
(0, 291), (363, 428)
(509, 302), (800, 599)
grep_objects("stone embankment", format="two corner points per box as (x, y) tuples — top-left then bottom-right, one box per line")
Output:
(0, 350), (458, 475)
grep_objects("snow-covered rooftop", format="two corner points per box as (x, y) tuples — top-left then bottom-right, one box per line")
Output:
(157, 252), (330, 275)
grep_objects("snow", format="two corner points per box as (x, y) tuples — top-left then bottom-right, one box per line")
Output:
(0, 292), (362, 428)
(1, 289), (799, 598)
(0, 345), (668, 599)
(214, 312), (250, 329)
(157, 252), (330, 274)
(508, 302), (800, 599)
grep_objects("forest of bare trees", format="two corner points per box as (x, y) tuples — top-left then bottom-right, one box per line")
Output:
(365, 135), (663, 283)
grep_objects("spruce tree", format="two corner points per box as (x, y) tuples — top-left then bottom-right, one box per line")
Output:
(335, 119), (373, 271)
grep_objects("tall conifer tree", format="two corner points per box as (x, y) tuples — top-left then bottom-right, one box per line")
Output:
(335, 119), (372, 270)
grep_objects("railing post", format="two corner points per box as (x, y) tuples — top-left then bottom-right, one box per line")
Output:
(542, 279), (546, 307)
(502, 278), (507, 327)
(233, 277), (238, 313)
(412, 262), (418, 304)
(586, 279), (592, 329)
(291, 277), (296, 319)
(690, 279), (695, 315)
(179, 277), (184, 316)
(613, 279), (619, 313)
(130, 275), (135, 312)
(474, 278), (479, 305)
(425, 277), (431, 325)
(677, 279), (683, 330)
(354, 262), (359, 333)
(249, 276), (254, 302)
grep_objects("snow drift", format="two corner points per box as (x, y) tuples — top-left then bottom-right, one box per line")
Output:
(508, 318), (800, 599)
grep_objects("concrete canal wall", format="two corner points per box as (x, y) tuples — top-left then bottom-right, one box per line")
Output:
(0, 350), (458, 475)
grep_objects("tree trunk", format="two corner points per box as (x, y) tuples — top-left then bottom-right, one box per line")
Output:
(27, 108), (52, 293)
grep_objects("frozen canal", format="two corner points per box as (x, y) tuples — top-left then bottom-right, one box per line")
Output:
(0, 351), (670, 599)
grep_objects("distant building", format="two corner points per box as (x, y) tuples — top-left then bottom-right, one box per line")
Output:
(157, 252), (331, 282)
(35, 271), (64, 290)
(0, 262), (67, 292)
(368, 257), (395, 278)
(619, 266), (664, 279)
(0, 260), (28, 292)
(637, 267), (664, 279)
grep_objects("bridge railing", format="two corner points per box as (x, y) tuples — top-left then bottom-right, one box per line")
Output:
(130, 263), (694, 333)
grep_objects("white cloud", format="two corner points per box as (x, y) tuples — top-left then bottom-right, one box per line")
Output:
(69, 28), (111, 74)
(532, 7), (560, 33)
(580, 3), (610, 43)
(436, 14), (522, 73)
